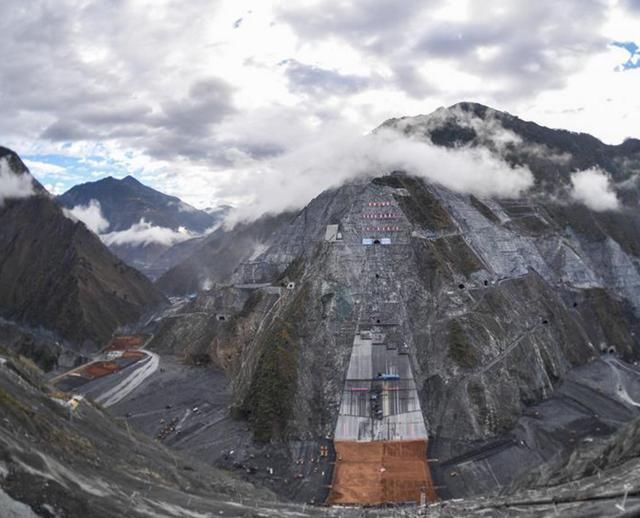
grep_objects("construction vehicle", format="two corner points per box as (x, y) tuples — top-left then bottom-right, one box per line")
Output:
(375, 373), (400, 381)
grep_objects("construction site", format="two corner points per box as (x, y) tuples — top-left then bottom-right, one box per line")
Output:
(52, 335), (150, 393)
(32, 178), (640, 513)
(326, 193), (438, 505)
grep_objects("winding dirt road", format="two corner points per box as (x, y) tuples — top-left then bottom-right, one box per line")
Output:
(95, 351), (159, 408)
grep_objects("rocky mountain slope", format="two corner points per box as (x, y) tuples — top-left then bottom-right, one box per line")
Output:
(383, 101), (640, 188)
(156, 211), (296, 295)
(5, 345), (639, 518)
(0, 147), (166, 365)
(58, 175), (228, 278)
(146, 103), (640, 504)
(0, 348), (314, 518)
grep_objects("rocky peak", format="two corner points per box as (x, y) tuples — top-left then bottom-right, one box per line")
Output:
(121, 174), (142, 185)
(380, 103), (640, 191)
(0, 146), (46, 196)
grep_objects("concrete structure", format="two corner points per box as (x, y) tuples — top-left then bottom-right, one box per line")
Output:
(362, 237), (392, 246)
(325, 224), (341, 242)
(334, 334), (428, 441)
(328, 195), (436, 505)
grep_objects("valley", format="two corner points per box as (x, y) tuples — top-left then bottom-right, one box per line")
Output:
(4, 103), (640, 516)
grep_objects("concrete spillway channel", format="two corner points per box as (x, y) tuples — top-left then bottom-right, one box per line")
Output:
(327, 195), (437, 505)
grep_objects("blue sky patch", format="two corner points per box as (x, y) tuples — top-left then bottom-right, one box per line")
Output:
(612, 41), (640, 70)
(22, 153), (134, 195)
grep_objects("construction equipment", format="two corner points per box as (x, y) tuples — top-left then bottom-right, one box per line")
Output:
(375, 373), (400, 381)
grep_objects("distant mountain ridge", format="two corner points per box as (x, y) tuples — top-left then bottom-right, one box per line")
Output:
(58, 175), (219, 233)
(57, 175), (229, 278)
(0, 147), (166, 359)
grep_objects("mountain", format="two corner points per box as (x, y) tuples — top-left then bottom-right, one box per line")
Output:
(143, 104), (640, 507)
(58, 175), (219, 232)
(382, 101), (640, 193)
(57, 176), (228, 278)
(5, 105), (640, 515)
(0, 147), (166, 365)
(155, 211), (296, 295)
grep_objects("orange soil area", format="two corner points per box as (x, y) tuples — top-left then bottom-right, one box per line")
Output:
(327, 440), (438, 505)
(80, 361), (120, 379)
(106, 335), (147, 351)
(121, 350), (146, 360)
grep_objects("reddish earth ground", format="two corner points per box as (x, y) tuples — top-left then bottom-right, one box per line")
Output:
(53, 339), (149, 391)
(73, 351), (145, 379)
(105, 335), (147, 351)
(327, 440), (437, 505)
(121, 350), (146, 360)
(80, 361), (120, 379)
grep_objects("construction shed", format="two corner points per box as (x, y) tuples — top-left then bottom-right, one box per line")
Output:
(325, 224), (342, 242)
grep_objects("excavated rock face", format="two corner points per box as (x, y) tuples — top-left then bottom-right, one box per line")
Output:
(202, 106), (640, 500)
(228, 173), (637, 429)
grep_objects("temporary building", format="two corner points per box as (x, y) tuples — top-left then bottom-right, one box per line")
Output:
(325, 224), (340, 241)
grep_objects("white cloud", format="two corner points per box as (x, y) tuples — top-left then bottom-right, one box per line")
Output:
(175, 201), (198, 213)
(23, 159), (66, 177)
(570, 168), (620, 211)
(376, 130), (534, 196)
(0, 157), (35, 205)
(0, 0), (638, 213)
(62, 199), (110, 233)
(45, 182), (68, 195)
(227, 125), (534, 223)
(101, 218), (197, 247)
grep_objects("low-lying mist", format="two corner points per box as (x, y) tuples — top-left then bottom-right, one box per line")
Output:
(224, 126), (535, 225)
(0, 157), (34, 206)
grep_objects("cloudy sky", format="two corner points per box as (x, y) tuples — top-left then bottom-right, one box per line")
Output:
(2, 0), (640, 211)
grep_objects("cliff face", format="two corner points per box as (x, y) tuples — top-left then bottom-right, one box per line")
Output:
(0, 148), (166, 352)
